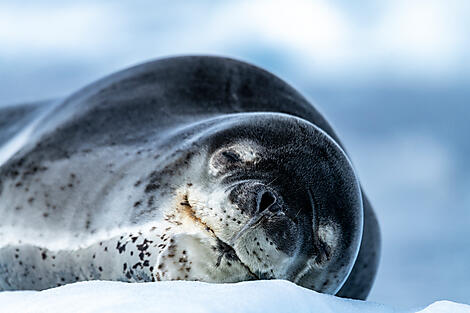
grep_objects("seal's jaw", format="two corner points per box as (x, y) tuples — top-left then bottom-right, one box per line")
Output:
(233, 224), (294, 280)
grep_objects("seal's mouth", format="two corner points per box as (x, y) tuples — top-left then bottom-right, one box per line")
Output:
(178, 194), (260, 279)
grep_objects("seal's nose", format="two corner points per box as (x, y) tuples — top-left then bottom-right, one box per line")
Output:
(257, 190), (278, 213)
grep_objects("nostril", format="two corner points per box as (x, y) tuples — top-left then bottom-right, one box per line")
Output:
(258, 191), (277, 213)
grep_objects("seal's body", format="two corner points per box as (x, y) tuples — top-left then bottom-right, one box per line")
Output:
(0, 56), (380, 300)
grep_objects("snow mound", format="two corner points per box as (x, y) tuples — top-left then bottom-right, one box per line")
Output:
(0, 280), (468, 313)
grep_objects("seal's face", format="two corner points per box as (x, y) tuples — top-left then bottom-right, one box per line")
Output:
(175, 114), (363, 294)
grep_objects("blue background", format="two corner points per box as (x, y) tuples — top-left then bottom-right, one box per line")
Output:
(1, 0), (469, 307)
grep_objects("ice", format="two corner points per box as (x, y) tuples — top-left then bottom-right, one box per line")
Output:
(0, 280), (468, 313)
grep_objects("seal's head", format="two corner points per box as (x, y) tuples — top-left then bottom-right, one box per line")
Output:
(165, 113), (363, 294)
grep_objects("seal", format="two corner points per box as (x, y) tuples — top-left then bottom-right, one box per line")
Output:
(0, 56), (380, 300)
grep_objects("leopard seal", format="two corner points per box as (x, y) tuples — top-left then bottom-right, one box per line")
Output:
(0, 56), (380, 300)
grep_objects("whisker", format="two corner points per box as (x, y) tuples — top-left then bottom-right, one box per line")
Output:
(228, 211), (269, 245)
(294, 208), (302, 219)
(224, 179), (253, 193)
(266, 177), (279, 187)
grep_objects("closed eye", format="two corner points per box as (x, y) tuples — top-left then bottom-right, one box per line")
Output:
(221, 150), (241, 163)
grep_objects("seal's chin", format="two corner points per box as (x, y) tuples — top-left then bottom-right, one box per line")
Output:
(212, 237), (260, 279)
(176, 192), (262, 279)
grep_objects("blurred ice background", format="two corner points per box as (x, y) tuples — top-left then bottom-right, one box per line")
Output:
(0, 0), (468, 307)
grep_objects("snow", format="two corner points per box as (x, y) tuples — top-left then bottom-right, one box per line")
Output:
(0, 280), (468, 313)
